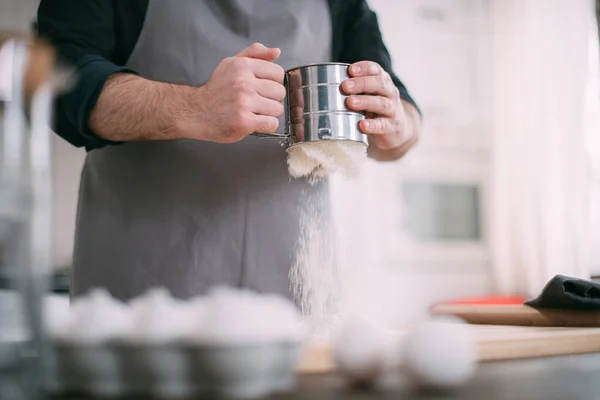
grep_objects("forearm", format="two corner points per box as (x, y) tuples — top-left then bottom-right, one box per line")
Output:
(368, 100), (421, 162)
(88, 73), (200, 142)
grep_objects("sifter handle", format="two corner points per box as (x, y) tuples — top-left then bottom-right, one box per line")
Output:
(250, 72), (291, 141)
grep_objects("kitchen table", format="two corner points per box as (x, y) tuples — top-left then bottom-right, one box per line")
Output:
(279, 353), (600, 399)
(2, 352), (592, 400)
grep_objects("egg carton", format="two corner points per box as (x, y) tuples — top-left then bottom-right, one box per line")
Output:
(46, 340), (304, 399)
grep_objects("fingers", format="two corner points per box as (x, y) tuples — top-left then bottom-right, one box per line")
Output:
(246, 59), (285, 84)
(236, 42), (281, 62)
(250, 95), (285, 118)
(233, 43), (285, 85)
(342, 61), (398, 99)
(256, 79), (286, 101)
(348, 61), (383, 77)
(252, 115), (280, 133)
(359, 118), (391, 135)
(342, 74), (397, 98)
(346, 95), (395, 117)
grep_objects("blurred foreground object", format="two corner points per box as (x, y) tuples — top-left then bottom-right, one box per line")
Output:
(596, 0), (599, 43)
(400, 317), (477, 392)
(43, 286), (306, 399)
(0, 34), (62, 400)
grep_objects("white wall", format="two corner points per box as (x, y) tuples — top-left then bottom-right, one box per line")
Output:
(360, 0), (493, 324)
(51, 137), (85, 267)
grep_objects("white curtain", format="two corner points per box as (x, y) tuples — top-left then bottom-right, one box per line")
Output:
(490, 0), (597, 296)
(591, 0), (600, 170)
(587, 3), (600, 277)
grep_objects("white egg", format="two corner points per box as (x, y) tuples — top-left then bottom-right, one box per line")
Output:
(401, 317), (477, 391)
(197, 286), (306, 346)
(128, 287), (195, 345)
(68, 288), (132, 344)
(262, 293), (307, 342)
(332, 319), (387, 386)
(200, 287), (266, 345)
(43, 294), (72, 341)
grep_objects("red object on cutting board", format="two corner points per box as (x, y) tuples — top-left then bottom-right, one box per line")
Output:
(434, 295), (528, 308)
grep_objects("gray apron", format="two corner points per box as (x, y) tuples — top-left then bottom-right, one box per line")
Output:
(72, 0), (332, 301)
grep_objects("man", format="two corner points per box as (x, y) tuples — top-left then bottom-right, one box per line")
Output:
(36, 0), (421, 302)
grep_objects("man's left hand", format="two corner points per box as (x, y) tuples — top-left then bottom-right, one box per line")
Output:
(341, 61), (420, 161)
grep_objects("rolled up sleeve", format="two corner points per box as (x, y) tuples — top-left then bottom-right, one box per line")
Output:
(36, 0), (137, 150)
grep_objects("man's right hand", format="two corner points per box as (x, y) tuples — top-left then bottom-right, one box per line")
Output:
(89, 43), (285, 144)
(188, 43), (286, 143)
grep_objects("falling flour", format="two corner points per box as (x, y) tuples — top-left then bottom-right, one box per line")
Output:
(286, 140), (367, 184)
(287, 140), (367, 338)
(289, 190), (338, 319)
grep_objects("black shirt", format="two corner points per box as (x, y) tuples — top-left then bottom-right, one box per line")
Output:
(36, 0), (419, 151)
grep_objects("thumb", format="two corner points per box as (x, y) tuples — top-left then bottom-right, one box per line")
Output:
(236, 43), (281, 62)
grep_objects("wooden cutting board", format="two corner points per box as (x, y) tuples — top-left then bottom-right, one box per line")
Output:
(472, 325), (600, 361)
(430, 304), (600, 327)
(298, 324), (600, 375)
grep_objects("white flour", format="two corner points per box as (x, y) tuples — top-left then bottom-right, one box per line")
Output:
(289, 191), (339, 320)
(287, 140), (367, 338)
(287, 140), (367, 184)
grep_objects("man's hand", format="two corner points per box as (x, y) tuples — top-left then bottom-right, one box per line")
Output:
(341, 61), (421, 161)
(193, 43), (286, 143)
(89, 43), (285, 144)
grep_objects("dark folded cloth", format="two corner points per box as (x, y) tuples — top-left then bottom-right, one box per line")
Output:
(525, 275), (600, 310)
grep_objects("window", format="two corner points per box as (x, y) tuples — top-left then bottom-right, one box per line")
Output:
(401, 182), (482, 242)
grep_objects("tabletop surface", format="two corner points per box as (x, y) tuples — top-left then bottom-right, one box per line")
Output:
(276, 353), (600, 400)
(3, 352), (600, 400)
